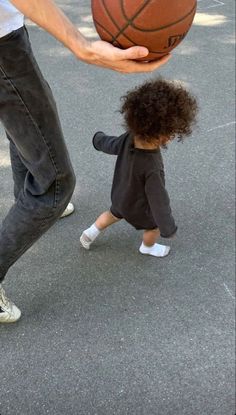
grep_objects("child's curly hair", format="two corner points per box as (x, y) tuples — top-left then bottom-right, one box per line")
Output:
(120, 77), (198, 147)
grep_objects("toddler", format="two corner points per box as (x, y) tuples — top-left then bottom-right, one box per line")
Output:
(80, 78), (198, 257)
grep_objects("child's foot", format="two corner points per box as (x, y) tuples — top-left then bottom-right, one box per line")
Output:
(80, 232), (93, 250)
(80, 224), (101, 250)
(139, 242), (170, 257)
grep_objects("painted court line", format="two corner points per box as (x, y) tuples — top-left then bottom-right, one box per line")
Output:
(207, 121), (236, 132)
(223, 283), (235, 300)
(197, 0), (225, 10)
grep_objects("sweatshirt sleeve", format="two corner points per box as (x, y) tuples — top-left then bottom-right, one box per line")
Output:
(145, 170), (177, 238)
(92, 131), (126, 155)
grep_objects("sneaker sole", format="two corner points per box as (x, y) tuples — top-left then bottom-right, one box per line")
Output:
(139, 246), (170, 258)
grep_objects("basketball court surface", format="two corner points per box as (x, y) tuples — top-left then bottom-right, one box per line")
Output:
(0, 1), (235, 414)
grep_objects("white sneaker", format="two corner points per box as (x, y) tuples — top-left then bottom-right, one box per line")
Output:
(80, 232), (93, 250)
(60, 202), (75, 218)
(0, 285), (21, 323)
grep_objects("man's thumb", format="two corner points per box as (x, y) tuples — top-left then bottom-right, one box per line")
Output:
(121, 46), (149, 60)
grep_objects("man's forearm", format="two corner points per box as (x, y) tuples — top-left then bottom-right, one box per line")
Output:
(10, 0), (90, 60)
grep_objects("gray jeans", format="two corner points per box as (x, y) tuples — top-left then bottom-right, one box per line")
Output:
(0, 26), (76, 282)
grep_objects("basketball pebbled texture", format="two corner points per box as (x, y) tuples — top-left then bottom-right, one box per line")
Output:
(91, 0), (197, 60)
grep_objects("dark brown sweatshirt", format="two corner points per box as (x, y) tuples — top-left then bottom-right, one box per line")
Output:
(93, 131), (177, 237)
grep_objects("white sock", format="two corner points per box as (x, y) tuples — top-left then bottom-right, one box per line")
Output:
(83, 223), (101, 241)
(139, 242), (170, 257)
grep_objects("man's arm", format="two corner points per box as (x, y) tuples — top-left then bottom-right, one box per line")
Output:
(10, 0), (171, 73)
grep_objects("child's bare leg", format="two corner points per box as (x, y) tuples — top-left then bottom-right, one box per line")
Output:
(139, 228), (170, 258)
(143, 228), (160, 246)
(80, 211), (120, 250)
(95, 211), (120, 230)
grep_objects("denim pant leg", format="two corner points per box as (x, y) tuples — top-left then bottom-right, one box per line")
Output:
(0, 27), (76, 281)
(9, 138), (28, 201)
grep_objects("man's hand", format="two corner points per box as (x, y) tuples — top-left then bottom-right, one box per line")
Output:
(79, 40), (171, 73)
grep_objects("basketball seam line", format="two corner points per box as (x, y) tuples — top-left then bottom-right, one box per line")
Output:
(112, 0), (150, 44)
(101, 0), (120, 32)
(94, 20), (172, 54)
(115, 1), (196, 44)
(93, 19), (124, 48)
(95, 0), (149, 47)
(125, 3), (197, 32)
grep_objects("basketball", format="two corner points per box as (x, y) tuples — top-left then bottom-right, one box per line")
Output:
(91, 0), (197, 61)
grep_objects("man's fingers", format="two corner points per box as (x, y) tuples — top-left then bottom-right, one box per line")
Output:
(120, 53), (172, 73)
(119, 45), (149, 60)
(145, 54), (172, 69)
(117, 46), (171, 68)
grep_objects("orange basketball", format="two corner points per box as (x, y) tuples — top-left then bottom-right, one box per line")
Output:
(91, 0), (197, 61)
